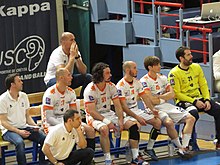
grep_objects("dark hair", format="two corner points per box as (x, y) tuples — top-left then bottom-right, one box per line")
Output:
(92, 62), (109, 84)
(144, 56), (160, 71)
(63, 109), (79, 123)
(175, 46), (190, 62)
(5, 73), (20, 90)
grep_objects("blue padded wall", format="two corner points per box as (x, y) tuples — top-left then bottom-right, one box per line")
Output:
(90, 0), (108, 23)
(94, 20), (133, 46)
(123, 44), (161, 69)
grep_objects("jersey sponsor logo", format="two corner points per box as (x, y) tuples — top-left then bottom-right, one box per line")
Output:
(0, 2), (50, 18)
(45, 97), (51, 104)
(170, 79), (175, 85)
(117, 89), (122, 96)
(141, 82), (148, 88)
(89, 95), (94, 101)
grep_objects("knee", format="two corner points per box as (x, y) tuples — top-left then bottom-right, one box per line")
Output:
(129, 124), (140, 141)
(186, 114), (196, 124)
(99, 126), (109, 137)
(163, 118), (174, 128)
(189, 109), (199, 121)
(85, 148), (94, 158)
(84, 126), (96, 138)
(85, 74), (92, 82)
(153, 118), (162, 129)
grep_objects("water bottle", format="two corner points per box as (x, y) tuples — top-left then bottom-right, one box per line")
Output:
(168, 141), (174, 156)
(114, 123), (121, 138)
(125, 141), (132, 163)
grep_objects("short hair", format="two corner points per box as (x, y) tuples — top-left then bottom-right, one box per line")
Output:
(5, 73), (20, 90)
(144, 56), (160, 71)
(60, 32), (73, 43)
(55, 68), (66, 80)
(63, 109), (79, 123)
(175, 46), (190, 62)
(92, 62), (109, 84)
(122, 61), (133, 72)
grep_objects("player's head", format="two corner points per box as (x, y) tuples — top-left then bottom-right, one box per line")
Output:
(56, 68), (72, 86)
(92, 62), (111, 83)
(176, 46), (193, 66)
(144, 56), (160, 71)
(123, 61), (138, 78)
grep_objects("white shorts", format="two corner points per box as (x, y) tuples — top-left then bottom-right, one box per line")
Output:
(155, 103), (189, 123)
(127, 108), (155, 121)
(86, 110), (131, 131)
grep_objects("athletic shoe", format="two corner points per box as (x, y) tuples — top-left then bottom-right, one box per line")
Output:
(177, 150), (193, 160)
(130, 154), (149, 165)
(143, 149), (158, 161)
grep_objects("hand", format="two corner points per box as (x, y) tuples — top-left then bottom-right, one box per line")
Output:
(136, 116), (146, 125)
(19, 130), (31, 138)
(152, 108), (159, 118)
(204, 100), (211, 111)
(195, 100), (206, 109)
(57, 162), (65, 165)
(118, 120), (124, 132)
(69, 42), (78, 60)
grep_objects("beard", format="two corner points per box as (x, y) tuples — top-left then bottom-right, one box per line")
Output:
(183, 58), (192, 66)
(129, 70), (137, 78)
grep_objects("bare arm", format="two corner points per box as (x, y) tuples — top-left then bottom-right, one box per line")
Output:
(0, 114), (30, 138)
(112, 98), (124, 131)
(76, 127), (87, 148)
(86, 103), (105, 121)
(26, 109), (38, 126)
(158, 85), (175, 101)
(42, 143), (64, 165)
(45, 110), (62, 126)
(75, 57), (87, 74)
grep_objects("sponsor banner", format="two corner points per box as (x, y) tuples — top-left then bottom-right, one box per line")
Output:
(0, 0), (58, 94)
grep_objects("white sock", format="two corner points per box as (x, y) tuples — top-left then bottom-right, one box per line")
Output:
(147, 139), (155, 150)
(171, 138), (182, 148)
(182, 134), (191, 148)
(131, 148), (139, 159)
(104, 153), (111, 160)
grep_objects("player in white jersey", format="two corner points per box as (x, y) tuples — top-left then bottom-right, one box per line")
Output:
(84, 62), (149, 165)
(116, 61), (162, 161)
(140, 56), (195, 158)
(42, 68), (95, 151)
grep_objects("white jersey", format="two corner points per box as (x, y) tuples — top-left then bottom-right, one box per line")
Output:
(84, 82), (118, 115)
(44, 46), (82, 84)
(140, 73), (170, 95)
(42, 84), (76, 132)
(0, 91), (30, 134)
(116, 78), (145, 109)
(44, 123), (79, 160)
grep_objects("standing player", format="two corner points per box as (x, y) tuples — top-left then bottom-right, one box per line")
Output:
(84, 62), (149, 165)
(116, 61), (162, 161)
(138, 57), (195, 159)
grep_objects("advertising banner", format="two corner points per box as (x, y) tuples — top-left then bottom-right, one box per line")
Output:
(0, 0), (58, 94)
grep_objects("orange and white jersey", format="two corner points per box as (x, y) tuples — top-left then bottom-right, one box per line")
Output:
(140, 73), (170, 95)
(42, 84), (76, 133)
(116, 78), (145, 109)
(84, 82), (118, 114)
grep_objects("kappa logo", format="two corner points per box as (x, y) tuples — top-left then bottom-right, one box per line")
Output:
(0, 35), (45, 71)
(0, 2), (50, 18)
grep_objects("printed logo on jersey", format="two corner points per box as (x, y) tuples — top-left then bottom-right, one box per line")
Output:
(117, 89), (122, 96)
(141, 82), (147, 88)
(170, 79), (175, 85)
(88, 95), (94, 101)
(45, 97), (51, 104)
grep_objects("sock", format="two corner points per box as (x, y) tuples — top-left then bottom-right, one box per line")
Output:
(131, 148), (139, 159)
(171, 137), (182, 148)
(104, 153), (111, 160)
(182, 134), (191, 148)
(147, 139), (155, 150)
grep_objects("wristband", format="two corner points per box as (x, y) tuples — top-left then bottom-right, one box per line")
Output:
(159, 99), (165, 104)
(103, 118), (111, 125)
(75, 54), (81, 59)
